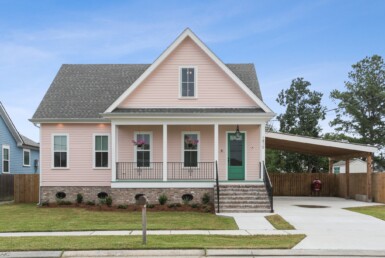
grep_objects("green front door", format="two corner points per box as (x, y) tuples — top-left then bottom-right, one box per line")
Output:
(228, 133), (245, 180)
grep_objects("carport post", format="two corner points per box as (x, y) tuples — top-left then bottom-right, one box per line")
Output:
(329, 158), (334, 174)
(366, 154), (373, 202)
(345, 159), (350, 199)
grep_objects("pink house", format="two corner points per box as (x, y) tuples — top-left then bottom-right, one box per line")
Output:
(31, 29), (275, 212)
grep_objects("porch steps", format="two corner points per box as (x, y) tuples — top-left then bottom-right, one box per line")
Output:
(214, 184), (271, 213)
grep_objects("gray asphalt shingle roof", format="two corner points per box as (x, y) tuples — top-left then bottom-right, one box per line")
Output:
(32, 63), (264, 119)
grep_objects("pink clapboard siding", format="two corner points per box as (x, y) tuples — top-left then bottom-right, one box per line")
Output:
(40, 123), (112, 186)
(118, 37), (258, 108)
(218, 125), (261, 181)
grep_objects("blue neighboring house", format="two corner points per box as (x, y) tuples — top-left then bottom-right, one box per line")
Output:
(0, 102), (39, 174)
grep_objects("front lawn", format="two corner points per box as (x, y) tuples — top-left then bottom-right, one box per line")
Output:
(346, 205), (385, 221)
(0, 235), (306, 251)
(0, 204), (237, 232)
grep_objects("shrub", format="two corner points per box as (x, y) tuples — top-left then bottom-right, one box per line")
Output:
(99, 198), (106, 205)
(147, 204), (155, 208)
(106, 196), (113, 207)
(86, 200), (95, 206)
(58, 200), (72, 205)
(158, 194), (168, 205)
(76, 193), (83, 204)
(191, 203), (199, 209)
(41, 201), (49, 206)
(201, 193), (210, 205)
(118, 204), (128, 209)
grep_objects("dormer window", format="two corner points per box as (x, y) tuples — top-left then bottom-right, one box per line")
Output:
(180, 67), (196, 98)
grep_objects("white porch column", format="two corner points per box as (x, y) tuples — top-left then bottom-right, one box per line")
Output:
(163, 123), (168, 181)
(214, 123), (219, 179)
(260, 123), (266, 180)
(111, 122), (117, 182)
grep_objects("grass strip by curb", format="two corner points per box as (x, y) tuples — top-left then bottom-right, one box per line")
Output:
(345, 205), (385, 221)
(0, 235), (305, 251)
(265, 214), (295, 230)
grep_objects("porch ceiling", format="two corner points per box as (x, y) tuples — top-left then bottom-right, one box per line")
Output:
(265, 132), (377, 159)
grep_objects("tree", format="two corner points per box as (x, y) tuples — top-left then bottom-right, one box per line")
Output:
(275, 78), (327, 172)
(330, 55), (385, 166)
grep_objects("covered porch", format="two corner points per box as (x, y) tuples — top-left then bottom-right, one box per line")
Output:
(110, 122), (264, 183)
(105, 110), (269, 184)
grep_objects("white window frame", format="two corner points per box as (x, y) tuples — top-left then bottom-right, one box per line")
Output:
(52, 134), (69, 169)
(23, 149), (31, 167)
(133, 131), (153, 167)
(179, 66), (198, 98)
(93, 133), (110, 169)
(181, 131), (200, 168)
(2, 145), (10, 173)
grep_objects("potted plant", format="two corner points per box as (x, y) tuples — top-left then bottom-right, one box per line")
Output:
(185, 136), (199, 149)
(132, 139), (146, 148)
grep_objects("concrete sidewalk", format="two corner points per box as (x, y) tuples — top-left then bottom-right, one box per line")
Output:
(2, 249), (385, 257)
(0, 229), (302, 237)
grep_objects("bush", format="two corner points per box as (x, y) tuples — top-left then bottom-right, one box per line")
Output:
(76, 193), (83, 204)
(86, 200), (95, 206)
(106, 196), (113, 207)
(41, 201), (49, 206)
(191, 203), (199, 209)
(57, 200), (72, 205)
(168, 203), (181, 208)
(201, 193), (210, 205)
(117, 204), (128, 209)
(147, 204), (155, 208)
(158, 194), (168, 205)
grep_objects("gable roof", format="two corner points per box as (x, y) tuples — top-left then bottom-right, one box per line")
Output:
(333, 159), (366, 167)
(106, 28), (271, 113)
(0, 102), (39, 148)
(31, 63), (265, 120)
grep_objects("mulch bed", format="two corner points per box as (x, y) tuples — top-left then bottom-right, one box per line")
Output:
(41, 202), (214, 213)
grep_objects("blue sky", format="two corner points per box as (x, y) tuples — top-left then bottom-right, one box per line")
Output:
(0, 0), (384, 142)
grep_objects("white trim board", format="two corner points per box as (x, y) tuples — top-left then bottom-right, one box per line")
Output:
(105, 28), (273, 114)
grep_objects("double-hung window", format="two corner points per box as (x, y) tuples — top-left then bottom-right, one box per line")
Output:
(23, 149), (30, 167)
(95, 135), (109, 168)
(2, 145), (10, 173)
(180, 67), (196, 97)
(134, 133), (151, 167)
(53, 135), (68, 168)
(183, 133), (199, 167)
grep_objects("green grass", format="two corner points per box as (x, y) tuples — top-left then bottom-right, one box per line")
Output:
(0, 204), (237, 232)
(346, 205), (385, 221)
(265, 214), (295, 230)
(0, 235), (306, 251)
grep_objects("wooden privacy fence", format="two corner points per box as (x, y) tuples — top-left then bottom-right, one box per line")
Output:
(0, 174), (14, 201)
(269, 172), (385, 203)
(269, 173), (337, 196)
(14, 174), (39, 203)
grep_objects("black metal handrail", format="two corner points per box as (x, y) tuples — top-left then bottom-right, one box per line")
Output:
(116, 162), (163, 180)
(215, 160), (220, 213)
(262, 161), (274, 213)
(167, 162), (214, 180)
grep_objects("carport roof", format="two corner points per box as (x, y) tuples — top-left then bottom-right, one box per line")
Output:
(265, 132), (377, 159)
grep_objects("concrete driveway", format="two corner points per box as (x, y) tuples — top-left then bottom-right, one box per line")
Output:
(274, 197), (385, 250)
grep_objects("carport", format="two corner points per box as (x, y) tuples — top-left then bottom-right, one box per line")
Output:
(265, 132), (378, 200)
